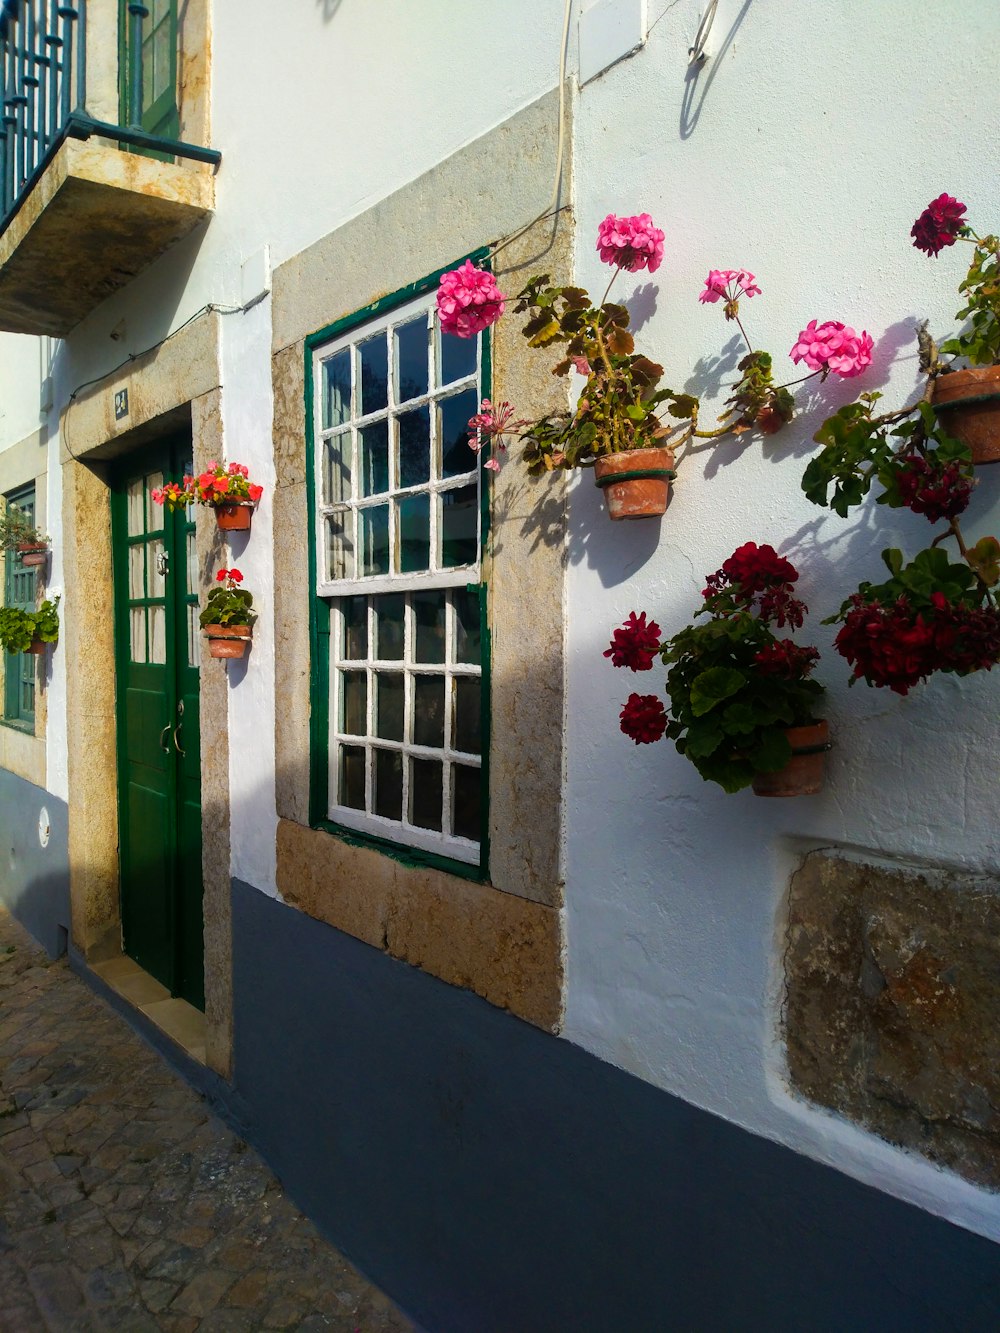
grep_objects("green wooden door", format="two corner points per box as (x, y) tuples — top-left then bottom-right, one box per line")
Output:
(111, 442), (204, 1009)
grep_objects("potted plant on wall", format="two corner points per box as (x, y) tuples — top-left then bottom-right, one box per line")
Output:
(441, 216), (872, 520)
(0, 596), (60, 655)
(605, 545), (828, 795)
(200, 568), (256, 659)
(152, 461), (264, 531)
(0, 507), (49, 566)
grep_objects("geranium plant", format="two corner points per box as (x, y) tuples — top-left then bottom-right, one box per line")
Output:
(439, 215), (870, 493)
(0, 506), (47, 551)
(0, 596), (59, 654)
(606, 544), (826, 793)
(199, 568), (256, 631)
(804, 195), (1000, 691)
(152, 462), (264, 512)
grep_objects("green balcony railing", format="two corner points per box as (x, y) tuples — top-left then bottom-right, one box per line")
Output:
(0, 0), (219, 235)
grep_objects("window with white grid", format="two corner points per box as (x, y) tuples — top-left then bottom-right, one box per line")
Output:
(312, 287), (486, 864)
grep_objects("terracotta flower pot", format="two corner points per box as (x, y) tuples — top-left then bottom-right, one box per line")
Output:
(214, 501), (254, 531)
(24, 639), (47, 655)
(204, 625), (252, 659)
(592, 447), (676, 520)
(751, 720), (830, 798)
(17, 544), (47, 567)
(931, 366), (1000, 464)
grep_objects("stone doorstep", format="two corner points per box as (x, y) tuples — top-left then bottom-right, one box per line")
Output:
(91, 957), (206, 1064)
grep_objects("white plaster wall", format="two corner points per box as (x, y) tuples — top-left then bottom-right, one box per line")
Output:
(562, 0), (1000, 1240)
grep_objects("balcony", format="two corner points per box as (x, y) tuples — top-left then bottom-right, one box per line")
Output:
(0, 0), (220, 336)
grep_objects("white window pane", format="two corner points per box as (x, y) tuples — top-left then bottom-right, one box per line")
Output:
(149, 538), (166, 598)
(128, 544), (144, 599)
(327, 513), (354, 581)
(145, 473), (163, 531)
(188, 603), (198, 668)
(186, 529), (197, 597)
(127, 480), (144, 537)
(130, 607), (147, 663)
(149, 606), (166, 664)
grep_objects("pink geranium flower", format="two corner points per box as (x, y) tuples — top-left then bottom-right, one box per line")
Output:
(698, 269), (761, 305)
(436, 261), (506, 339)
(789, 320), (874, 378)
(596, 213), (665, 274)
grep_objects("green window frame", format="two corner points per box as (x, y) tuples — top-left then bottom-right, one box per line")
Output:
(305, 258), (492, 880)
(119, 0), (180, 143)
(3, 485), (38, 730)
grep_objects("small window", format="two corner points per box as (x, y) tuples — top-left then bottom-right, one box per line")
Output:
(310, 278), (488, 867)
(3, 485), (37, 729)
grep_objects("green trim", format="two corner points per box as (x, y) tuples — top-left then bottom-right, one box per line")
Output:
(305, 252), (492, 882)
(935, 392), (1000, 409)
(593, 467), (677, 487)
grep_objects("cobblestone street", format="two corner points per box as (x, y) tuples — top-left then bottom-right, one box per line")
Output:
(0, 908), (414, 1332)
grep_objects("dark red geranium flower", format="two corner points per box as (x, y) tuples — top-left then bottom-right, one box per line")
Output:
(604, 611), (662, 671)
(895, 451), (974, 522)
(910, 193), (967, 257)
(619, 693), (668, 744)
(721, 542), (798, 594)
(753, 638), (819, 679)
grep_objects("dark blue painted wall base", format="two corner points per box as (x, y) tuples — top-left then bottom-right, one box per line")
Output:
(0, 767), (69, 959)
(230, 879), (1000, 1333)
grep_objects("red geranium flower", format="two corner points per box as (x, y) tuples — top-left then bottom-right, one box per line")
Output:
(895, 452), (974, 522)
(604, 611), (662, 671)
(228, 568), (243, 584)
(619, 693), (668, 745)
(215, 568), (229, 582)
(911, 193), (967, 257)
(722, 542), (798, 593)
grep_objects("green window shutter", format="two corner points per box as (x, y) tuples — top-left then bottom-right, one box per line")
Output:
(119, 0), (180, 147)
(3, 486), (37, 729)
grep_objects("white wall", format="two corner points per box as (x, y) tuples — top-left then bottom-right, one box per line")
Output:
(562, 0), (1000, 1240)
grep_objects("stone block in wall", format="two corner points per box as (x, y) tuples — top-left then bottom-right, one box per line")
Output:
(784, 850), (1000, 1189)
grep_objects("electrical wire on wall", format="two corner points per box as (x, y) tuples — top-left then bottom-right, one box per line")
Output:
(488, 0), (574, 262)
(61, 300), (254, 461)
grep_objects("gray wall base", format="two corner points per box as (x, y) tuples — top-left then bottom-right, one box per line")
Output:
(0, 767), (69, 959)
(230, 879), (1000, 1333)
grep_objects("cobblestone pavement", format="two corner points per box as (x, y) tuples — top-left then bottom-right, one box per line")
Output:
(0, 908), (415, 1332)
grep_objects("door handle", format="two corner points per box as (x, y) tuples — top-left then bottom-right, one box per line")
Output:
(159, 723), (171, 753)
(173, 698), (185, 756)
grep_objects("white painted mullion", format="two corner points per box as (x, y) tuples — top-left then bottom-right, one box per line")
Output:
(442, 594), (455, 835)
(327, 601), (342, 818)
(401, 591), (413, 830)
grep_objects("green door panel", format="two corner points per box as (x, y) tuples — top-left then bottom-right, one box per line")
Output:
(112, 439), (204, 1009)
(119, 0), (180, 153)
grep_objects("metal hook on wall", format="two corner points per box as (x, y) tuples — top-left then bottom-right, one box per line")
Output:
(689, 0), (719, 66)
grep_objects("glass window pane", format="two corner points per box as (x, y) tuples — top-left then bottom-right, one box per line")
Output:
(152, 20), (171, 102)
(440, 390), (479, 479)
(130, 607), (147, 663)
(376, 672), (404, 741)
(188, 604), (198, 669)
(128, 544), (144, 600)
(398, 405), (430, 489)
(360, 505), (390, 577)
(127, 479), (144, 537)
(376, 594), (405, 660)
(439, 327), (477, 386)
(342, 596), (368, 660)
(186, 529), (197, 596)
(149, 538), (166, 598)
(327, 512), (354, 580)
(413, 590), (445, 663)
(338, 745), (366, 811)
(340, 670), (367, 735)
(452, 677), (481, 755)
(409, 758), (442, 831)
(360, 421), (389, 497)
(358, 336), (388, 416)
(454, 587), (481, 665)
(396, 495), (430, 574)
(324, 433), (352, 504)
(145, 473), (163, 531)
(374, 749), (403, 822)
(395, 318), (429, 403)
(452, 765), (481, 842)
(441, 486), (478, 568)
(413, 675), (444, 749)
(322, 350), (352, 429)
(149, 606), (166, 665)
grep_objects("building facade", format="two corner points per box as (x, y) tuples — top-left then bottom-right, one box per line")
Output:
(1, 1), (999, 1325)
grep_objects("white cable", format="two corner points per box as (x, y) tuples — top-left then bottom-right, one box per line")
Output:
(490, 0), (573, 261)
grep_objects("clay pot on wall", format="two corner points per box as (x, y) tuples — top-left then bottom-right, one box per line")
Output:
(204, 625), (252, 659)
(932, 366), (1000, 464)
(214, 501), (255, 531)
(592, 447), (676, 520)
(751, 720), (831, 798)
(24, 639), (47, 655)
(17, 544), (47, 567)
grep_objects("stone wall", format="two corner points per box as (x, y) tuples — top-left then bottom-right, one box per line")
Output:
(785, 850), (1000, 1189)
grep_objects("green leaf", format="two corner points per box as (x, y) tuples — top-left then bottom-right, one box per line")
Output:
(968, 536), (1000, 587)
(750, 727), (792, 773)
(689, 666), (746, 717)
